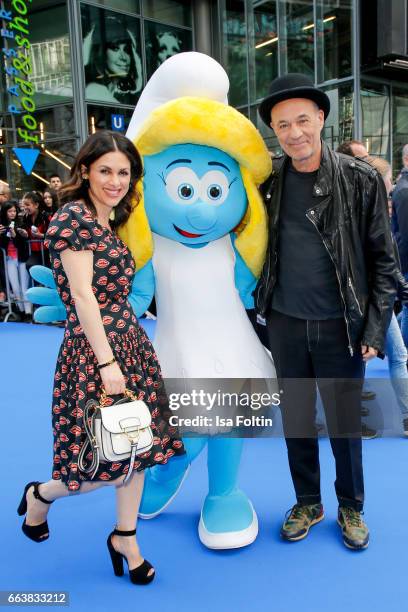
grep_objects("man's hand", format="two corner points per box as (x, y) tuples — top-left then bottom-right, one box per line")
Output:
(361, 345), (378, 361)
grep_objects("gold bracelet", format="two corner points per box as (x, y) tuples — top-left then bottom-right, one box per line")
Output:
(97, 357), (116, 370)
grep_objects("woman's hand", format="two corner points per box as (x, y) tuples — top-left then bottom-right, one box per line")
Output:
(9, 227), (16, 238)
(16, 228), (28, 238)
(100, 361), (126, 396)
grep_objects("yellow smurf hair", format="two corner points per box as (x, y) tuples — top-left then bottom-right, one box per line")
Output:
(119, 97), (272, 278)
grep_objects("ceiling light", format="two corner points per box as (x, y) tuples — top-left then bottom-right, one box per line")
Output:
(255, 36), (278, 49)
(44, 148), (71, 169)
(302, 15), (336, 31)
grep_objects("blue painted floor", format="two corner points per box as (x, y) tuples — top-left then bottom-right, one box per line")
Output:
(1, 322), (407, 611)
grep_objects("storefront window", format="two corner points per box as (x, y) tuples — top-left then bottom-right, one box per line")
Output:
(392, 87), (408, 177)
(249, 104), (280, 154)
(0, 122), (11, 187)
(361, 82), (390, 158)
(9, 139), (78, 194)
(81, 5), (143, 106)
(143, 0), (192, 27)
(222, 0), (248, 108)
(318, 0), (352, 82)
(30, 3), (72, 106)
(280, 0), (314, 78)
(90, 1), (140, 13)
(35, 106), (76, 140)
(321, 82), (354, 150)
(250, 1), (278, 103)
(144, 21), (193, 79)
(87, 105), (135, 134)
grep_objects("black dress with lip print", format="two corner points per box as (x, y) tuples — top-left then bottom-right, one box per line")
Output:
(44, 201), (184, 491)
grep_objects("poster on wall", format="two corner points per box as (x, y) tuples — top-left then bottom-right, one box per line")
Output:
(144, 21), (192, 79)
(81, 5), (143, 105)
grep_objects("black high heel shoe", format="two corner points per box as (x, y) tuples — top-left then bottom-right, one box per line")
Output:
(17, 481), (53, 543)
(107, 528), (155, 585)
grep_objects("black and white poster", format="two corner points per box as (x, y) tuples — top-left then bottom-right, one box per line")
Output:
(81, 6), (143, 106)
(144, 21), (192, 79)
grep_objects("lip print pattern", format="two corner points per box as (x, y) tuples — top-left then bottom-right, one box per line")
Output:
(45, 202), (185, 490)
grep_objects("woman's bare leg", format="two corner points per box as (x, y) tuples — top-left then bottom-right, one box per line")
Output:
(111, 471), (154, 575)
(25, 476), (121, 529)
(24, 470), (152, 573)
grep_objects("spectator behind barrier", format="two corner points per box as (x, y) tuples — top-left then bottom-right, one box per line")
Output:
(392, 147), (408, 349)
(402, 144), (408, 171)
(0, 185), (12, 302)
(43, 188), (59, 221)
(0, 200), (32, 320)
(337, 139), (369, 158)
(366, 156), (408, 435)
(0, 183), (11, 208)
(22, 191), (50, 269)
(49, 174), (62, 191)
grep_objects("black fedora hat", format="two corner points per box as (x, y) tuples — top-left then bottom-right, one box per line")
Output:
(258, 73), (330, 127)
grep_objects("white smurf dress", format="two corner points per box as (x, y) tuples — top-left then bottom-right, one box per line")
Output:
(152, 232), (276, 380)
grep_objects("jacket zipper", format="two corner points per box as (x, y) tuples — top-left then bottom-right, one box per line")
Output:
(307, 213), (354, 356)
(348, 277), (363, 316)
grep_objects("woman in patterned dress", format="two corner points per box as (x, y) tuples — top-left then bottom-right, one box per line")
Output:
(17, 131), (185, 585)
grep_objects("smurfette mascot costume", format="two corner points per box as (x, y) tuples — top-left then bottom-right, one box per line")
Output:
(120, 52), (277, 549)
(27, 53), (276, 549)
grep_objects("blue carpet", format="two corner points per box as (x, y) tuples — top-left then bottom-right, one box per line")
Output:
(1, 322), (407, 611)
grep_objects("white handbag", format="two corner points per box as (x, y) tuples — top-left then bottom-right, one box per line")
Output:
(78, 389), (153, 484)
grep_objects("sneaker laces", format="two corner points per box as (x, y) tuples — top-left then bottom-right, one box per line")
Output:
(343, 507), (363, 528)
(286, 504), (312, 522)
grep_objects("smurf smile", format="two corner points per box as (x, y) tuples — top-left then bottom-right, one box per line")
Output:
(173, 224), (206, 238)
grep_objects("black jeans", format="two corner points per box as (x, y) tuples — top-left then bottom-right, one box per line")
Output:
(267, 309), (365, 511)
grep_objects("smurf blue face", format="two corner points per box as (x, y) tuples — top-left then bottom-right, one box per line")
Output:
(143, 144), (247, 247)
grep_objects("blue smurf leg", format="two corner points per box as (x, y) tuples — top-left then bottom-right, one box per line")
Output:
(198, 438), (258, 549)
(139, 437), (207, 518)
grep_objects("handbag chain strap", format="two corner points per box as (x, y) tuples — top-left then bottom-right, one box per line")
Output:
(78, 399), (100, 479)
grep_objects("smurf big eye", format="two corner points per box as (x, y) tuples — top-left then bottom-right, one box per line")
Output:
(208, 185), (221, 199)
(166, 166), (200, 205)
(200, 170), (230, 206)
(178, 183), (195, 199)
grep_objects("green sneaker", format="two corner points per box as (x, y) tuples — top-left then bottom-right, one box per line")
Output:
(280, 503), (324, 541)
(337, 507), (369, 550)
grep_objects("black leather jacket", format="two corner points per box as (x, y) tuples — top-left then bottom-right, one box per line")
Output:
(254, 142), (397, 356)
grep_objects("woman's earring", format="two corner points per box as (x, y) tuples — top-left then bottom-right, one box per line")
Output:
(82, 174), (89, 185)
(109, 208), (116, 221)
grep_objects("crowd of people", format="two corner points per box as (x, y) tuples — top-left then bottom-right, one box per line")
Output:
(0, 175), (61, 321)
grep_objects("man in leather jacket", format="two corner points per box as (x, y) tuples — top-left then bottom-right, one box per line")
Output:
(256, 74), (396, 550)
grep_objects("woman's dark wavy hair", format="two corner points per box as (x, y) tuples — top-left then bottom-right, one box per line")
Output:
(58, 130), (143, 229)
(0, 200), (21, 226)
(43, 187), (59, 213)
(23, 190), (46, 213)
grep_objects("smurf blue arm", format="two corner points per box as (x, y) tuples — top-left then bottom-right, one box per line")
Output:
(128, 260), (155, 318)
(231, 234), (257, 309)
(26, 266), (67, 323)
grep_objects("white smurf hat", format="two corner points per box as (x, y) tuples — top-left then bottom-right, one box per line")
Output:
(126, 51), (229, 138)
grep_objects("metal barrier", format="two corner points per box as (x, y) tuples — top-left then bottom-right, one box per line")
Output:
(0, 239), (48, 322)
(0, 248), (21, 322)
(28, 238), (47, 266)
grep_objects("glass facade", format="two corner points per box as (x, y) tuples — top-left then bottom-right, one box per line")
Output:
(1, 0), (408, 189)
(282, 0), (314, 78)
(0, 0), (194, 192)
(220, 0), (408, 170)
(393, 88), (408, 176)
